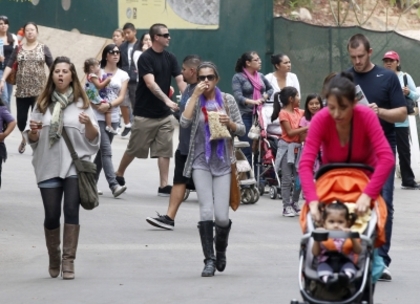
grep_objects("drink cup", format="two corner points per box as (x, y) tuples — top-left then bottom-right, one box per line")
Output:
(31, 112), (43, 130)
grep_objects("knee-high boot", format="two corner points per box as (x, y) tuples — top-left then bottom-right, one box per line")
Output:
(62, 223), (80, 280)
(44, 226), (61, 278)
(198, 220), (216, 277)
(214, 220), (232, 272)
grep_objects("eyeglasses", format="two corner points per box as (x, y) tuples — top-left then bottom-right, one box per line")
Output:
(251, 58), (261, 62)
(108, 50), (120, 55)
(198, 75), (216, 81)
(156, 33), (170, 39)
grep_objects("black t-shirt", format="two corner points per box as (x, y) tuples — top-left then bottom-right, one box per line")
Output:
(349, 65), (406, 141)
(134, 48), (181, 118)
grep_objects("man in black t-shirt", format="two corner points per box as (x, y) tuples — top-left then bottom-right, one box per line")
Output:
(347, 34), (407, 282)
(115, 23), (186, 197)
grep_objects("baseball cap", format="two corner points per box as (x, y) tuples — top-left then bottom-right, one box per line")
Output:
(382, 50), (400, 61)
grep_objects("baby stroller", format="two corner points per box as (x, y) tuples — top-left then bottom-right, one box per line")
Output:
(183, 139), (259, 204)
(292, 163), (388, 304)
(234, 139), (259, 204)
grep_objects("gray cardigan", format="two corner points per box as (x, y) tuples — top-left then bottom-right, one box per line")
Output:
(180, 93), (245, 178)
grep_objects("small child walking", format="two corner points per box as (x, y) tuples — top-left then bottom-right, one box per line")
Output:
(312, 202), (362, 286)
(0, 97), (17, 189)
(84, 58), (116, 134)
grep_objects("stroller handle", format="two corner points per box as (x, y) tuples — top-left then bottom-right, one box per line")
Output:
(311, 230), (360, 242)
(315, 163), (374, 180)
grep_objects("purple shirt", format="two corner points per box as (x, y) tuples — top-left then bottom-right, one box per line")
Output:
(0, 106), (15, 142)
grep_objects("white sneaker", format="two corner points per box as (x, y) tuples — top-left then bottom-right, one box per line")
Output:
(112, 185), (127, 198)
(98, 190), (103, 195)
(282, 206), (295, 217)
(378, 266), (392, 282)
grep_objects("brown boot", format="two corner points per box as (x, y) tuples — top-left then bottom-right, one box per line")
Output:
(44, 226), (61, 278)
(62, 224), (80, 280)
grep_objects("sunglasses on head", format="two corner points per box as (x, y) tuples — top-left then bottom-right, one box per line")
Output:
(0, 16), (8, 20)
(156, 33), (170, 39)
(108, 50), (120, 55)
(198, 74), (216, 82)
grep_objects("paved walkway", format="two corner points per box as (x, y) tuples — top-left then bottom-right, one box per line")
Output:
(0, 108), (418, 303)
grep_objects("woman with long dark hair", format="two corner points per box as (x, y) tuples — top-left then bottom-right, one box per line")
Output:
(0, 22), (53, 154)
(92, 44), (128, 197)
(232, 51), (273, 166)
(182, 62), (245, 277)
(0, 15), (18, 110)
(24, 56), (99, 280)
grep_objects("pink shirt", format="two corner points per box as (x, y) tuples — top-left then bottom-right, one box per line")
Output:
(299, 105), (395, 203)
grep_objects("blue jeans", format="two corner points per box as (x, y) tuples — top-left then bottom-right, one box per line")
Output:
(237, 113), (253, 166)
(378, 139), (396, 267)
(94, 121), (119, 189)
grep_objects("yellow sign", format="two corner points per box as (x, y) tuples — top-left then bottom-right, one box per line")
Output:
(118, 0), (220, 30)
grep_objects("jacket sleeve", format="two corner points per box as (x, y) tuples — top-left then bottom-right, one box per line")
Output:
(226, 93), (245, 136)
(180, 98), (195, 128)
(232, 73), (247, 106)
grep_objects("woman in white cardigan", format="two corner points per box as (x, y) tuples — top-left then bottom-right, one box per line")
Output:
(25, 56), (99, 280)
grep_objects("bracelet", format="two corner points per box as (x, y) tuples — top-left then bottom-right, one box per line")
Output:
(108, 103), (112, 109)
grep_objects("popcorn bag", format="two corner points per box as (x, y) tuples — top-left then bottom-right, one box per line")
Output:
(207, 111), (231, 141)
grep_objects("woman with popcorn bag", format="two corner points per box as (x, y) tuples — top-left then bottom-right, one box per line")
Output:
(181, 62), (245, 278)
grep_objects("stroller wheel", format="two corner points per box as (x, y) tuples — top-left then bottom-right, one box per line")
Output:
(241, 188), (254, 204)
(183, 189), (191, 201)
(250, 187), (259, 204)
(269, 186), (277, 199)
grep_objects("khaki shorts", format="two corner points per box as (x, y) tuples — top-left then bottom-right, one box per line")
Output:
(126, 115), (174, 158)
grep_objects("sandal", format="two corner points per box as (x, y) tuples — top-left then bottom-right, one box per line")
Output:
(18, 141), (26, 154)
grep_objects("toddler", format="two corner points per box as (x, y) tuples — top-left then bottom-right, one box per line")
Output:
(84, 58), (116, 134)
(312, 201), (362, 286)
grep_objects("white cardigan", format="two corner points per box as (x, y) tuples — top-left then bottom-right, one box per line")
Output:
(24, 99), (100, 183)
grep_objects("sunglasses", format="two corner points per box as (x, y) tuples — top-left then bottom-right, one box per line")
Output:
(108, 50), (120, 55)
(198, 74), (216, 82)
(156, 33), (170, 39)
(0, 16), (8, 21)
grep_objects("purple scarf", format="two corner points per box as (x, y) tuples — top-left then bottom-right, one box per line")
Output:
(200, 87), (226, 163)
(242, 68), (263, 101)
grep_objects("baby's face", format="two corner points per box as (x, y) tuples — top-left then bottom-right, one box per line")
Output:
(91, 64), (100, 75)
(323, 210), (348, 230)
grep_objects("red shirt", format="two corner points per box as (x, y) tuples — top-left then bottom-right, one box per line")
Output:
(299, 105), (395, 202)
(280, 108), (304, 143)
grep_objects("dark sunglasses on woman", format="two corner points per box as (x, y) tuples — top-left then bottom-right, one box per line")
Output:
(198, 74), (216, 82)
(108, 50), (120, 55)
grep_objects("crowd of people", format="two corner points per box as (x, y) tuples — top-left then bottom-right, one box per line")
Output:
(0, 17), (415, 286)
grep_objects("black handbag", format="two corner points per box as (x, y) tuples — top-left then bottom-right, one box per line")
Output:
(403, 74), (416, 115)
(62, 129), (99, 210)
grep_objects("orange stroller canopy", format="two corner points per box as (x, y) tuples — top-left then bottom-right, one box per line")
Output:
(299, 167), (388, 248)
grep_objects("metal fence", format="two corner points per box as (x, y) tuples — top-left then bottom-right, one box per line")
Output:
(273, 17), (420, 99)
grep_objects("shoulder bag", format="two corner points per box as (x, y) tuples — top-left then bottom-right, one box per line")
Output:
(223, 94), (241, 211)
(62, 128), (99, 210)
(248, 113), (261, 140)
(6, 45), (22, 85)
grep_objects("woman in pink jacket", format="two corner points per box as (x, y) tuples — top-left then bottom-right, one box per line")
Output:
(299, 72), (395, 222)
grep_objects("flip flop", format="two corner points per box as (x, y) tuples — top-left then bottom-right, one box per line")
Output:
(18, 141), (26, 154)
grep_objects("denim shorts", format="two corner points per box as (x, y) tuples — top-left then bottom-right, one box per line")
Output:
(38, 176), (77, 188)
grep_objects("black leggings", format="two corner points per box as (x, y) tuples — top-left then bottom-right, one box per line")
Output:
(16, 97), (36, 132)
(40, 178), (80, 230)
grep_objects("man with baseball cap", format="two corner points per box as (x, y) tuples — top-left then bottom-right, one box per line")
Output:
(383, 50), (420, 190)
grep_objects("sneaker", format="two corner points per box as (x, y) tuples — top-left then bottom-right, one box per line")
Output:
(291, 201), (301, 215)
(282, 206), (295, 217)
(158, 185), (172, 197)
(120, 125), (131, 139)
(116, 123), (122, 135)
(378, 266), (392, 282)
(105, 126), (118, 134)
(401, 183), (420, 190)
(146, 212), (175, 230)
(112, 185), (127, 198)
(115, 175), (126, 186)
(98, 190), (103, 195)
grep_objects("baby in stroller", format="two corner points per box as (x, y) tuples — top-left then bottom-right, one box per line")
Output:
(312, 201), (361, 288)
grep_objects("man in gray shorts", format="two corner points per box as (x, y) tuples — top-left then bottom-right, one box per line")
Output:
(146, 54), (201, 230)
(115, 23), (186, 196)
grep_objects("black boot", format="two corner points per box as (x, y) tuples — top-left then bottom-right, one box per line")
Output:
(214, 220), (232, 272)
(198, 220), (216, 277)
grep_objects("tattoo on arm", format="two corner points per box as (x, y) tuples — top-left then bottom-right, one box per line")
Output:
(151, 83), (168, 102)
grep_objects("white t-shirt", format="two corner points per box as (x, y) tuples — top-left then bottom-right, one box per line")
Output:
(92, 68), (129, 122)
(133, 50), (142, 82)
(265, 72), (301, 100)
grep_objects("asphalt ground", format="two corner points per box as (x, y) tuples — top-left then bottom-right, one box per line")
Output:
(0, 106), (418, 304)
